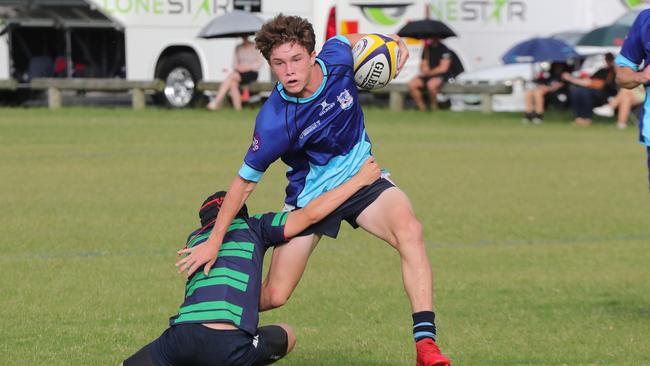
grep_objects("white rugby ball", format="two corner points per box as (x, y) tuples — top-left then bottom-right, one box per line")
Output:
(352, 34), (400, 90)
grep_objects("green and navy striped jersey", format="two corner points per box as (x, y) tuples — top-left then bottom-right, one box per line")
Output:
(169, 211), (288, 335)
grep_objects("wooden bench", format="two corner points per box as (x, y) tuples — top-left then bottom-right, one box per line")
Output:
(198, 80), (512, 113)
(29, 78), (164, 110)
(440, 83), (513, 113)
(371, 82), (513, 113)
(197, 81), (276, 95)
(0, 79), (17, 90)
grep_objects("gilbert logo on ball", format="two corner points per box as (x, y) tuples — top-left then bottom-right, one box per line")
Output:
(352, 34), (400, 90)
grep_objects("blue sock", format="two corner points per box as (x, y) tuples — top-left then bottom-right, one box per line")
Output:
(413, 311), (437, 342)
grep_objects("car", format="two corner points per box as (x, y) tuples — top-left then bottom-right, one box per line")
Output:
(448, 51), (617, 113)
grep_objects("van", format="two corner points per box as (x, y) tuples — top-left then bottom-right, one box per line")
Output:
(0, 0), (428, 107)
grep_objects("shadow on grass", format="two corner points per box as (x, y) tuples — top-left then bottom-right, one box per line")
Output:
(291, 347), (400, 366)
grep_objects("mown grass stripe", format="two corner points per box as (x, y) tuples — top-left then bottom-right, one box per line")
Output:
(178, 300), (243, 316)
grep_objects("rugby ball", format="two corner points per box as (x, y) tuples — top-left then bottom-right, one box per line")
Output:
(352, 34), (400, 90)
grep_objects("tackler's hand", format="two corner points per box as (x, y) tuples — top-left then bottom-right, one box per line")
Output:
(389, 34), (410, 78)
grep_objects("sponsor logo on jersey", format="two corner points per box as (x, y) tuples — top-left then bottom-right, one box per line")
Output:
(253, 335), (259, 348)
(250, 132), (261, 152)
(319, 99), (335, 116)
(300, 120), (321, 140)
(337, 89), (354, 110)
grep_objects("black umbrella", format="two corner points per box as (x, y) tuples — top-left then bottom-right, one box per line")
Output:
(397, 19), (456, 39)
(576, 24), (630, 47)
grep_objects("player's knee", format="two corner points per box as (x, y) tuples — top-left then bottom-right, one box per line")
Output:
(276, 323), (297, 354)
(394, 217), (424, 248)
(258, 324), (295, 363)
(408, 79), (421, 91)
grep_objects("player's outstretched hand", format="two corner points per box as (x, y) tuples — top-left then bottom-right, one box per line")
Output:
(355, 156), (380, 186)
(176, 236), (221, 277)
(389, 34), (409, 78)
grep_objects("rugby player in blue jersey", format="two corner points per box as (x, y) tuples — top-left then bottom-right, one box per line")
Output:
(176, 15), (451, 366)
(615, 9), (650, 187)
(120, 157), (379, 366)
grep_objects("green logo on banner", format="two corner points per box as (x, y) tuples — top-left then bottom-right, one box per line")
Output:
(622, 0), (650, 7)
(430, 0), (526, 23)
(356, 5), (410, 26)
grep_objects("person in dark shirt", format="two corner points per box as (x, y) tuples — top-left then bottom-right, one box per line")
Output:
(407, 37), (463, 111)
(119, 157), (379, 366)
(562, 53), (617, 126)
(523, 62), (570, 123)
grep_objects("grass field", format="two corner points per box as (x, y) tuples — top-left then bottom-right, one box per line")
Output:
(1, 107), (649, 366)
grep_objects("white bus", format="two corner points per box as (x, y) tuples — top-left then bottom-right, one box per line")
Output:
(0, 0), (427, 107)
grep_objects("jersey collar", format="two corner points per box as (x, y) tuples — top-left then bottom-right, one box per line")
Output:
(276, 58), (327, 103)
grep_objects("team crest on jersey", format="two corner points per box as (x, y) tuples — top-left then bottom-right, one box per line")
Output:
(337, 89), (354, 110)
(319, 99), (335, 116)
(250, 132), (261, 152)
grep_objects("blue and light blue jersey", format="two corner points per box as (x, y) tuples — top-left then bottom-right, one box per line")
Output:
(616, 9), (650, 146)
(238, 36), (372, 207)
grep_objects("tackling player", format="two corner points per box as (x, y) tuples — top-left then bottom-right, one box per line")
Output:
(176, 15), (451, 366)
(121, 158), (380, 366)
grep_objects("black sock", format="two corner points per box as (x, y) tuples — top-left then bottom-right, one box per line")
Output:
(412, 311), (437, 342)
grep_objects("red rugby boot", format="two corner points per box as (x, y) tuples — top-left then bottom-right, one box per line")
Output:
(416, 338), (451, 366)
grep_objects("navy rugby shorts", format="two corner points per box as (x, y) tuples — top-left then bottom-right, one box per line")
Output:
(297, 177), (395, 238)
(122, 324), (288, 366)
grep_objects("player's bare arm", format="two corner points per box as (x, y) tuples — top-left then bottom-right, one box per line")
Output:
(616, 65), (650, 89)
(426, 58), (451, 77)
(283, 157), (380, 239)
(176, 176), (256, 276)
(342, 33), (409, 77)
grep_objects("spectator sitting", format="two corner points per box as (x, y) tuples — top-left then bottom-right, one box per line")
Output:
(407, 37), (464, 111)
(207, 36), (263, 111)
(562, 52), (617, 126)
(593, 85), (645, 129)
(523, 62), (570, 123)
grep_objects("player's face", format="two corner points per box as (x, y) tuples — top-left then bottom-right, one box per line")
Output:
(269, 42), (316, 96)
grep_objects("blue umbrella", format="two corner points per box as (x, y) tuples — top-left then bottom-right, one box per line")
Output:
(502, 37), (580, 64)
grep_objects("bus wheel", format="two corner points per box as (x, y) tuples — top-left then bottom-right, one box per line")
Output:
(157, 52), (202, 108)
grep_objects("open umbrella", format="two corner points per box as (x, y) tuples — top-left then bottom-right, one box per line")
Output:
(197, 10), (264, 39)
(502, 37), (580, 64)
(397, 19), (456, 39)
(576, 24), (630, 47)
